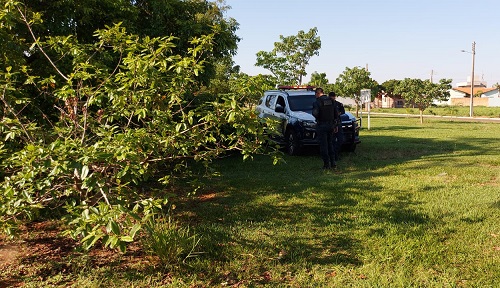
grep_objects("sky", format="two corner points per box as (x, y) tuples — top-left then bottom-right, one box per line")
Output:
(222, 0), (500, 87)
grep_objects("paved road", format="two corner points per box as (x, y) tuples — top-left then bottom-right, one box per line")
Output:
(366, 112), (500, 123)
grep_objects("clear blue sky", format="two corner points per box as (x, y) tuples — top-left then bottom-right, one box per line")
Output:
(223, 0), (500, 87)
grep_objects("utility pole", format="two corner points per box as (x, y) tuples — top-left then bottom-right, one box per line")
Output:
(461, 42), (476, 117)
(430, 69), (433, 83)
(470, 42), (475, 118)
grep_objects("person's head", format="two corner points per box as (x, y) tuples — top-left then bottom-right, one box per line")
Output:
(315, 87), (324, 98)
(328, 91), (336, 99)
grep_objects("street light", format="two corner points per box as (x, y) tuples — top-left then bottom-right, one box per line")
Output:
(461, 41), (476, 117)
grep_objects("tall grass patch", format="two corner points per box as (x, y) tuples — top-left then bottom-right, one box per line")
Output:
(142, 214), (202, 268)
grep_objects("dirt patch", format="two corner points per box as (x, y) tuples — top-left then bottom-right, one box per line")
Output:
(198, 192), (218, 202)
(0, 241), (23, 288)
(0, 243), (19, 266)
(0, 220), (150, 287)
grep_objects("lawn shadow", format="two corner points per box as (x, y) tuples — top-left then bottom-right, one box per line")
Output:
(177, 131), (497, 268)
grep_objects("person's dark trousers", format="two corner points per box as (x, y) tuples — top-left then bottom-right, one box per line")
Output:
(334, 124), (344, 161)
(317, 123), (336, 169)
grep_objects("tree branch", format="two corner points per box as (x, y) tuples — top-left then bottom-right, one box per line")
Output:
(17, 6), (69, 81)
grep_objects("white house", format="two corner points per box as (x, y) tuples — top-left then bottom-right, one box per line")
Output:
(434, 75), (500, 107)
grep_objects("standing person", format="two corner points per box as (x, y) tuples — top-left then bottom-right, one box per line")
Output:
(329, 92), (345, 161)
(312, 88), (337, 169)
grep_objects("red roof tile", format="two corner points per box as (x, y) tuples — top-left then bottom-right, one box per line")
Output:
(453, 87), (497, 94)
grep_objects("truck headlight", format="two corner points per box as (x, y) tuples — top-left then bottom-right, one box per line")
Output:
(302, 121), (316, 128)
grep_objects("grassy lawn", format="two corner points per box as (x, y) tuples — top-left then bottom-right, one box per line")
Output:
(1, 116), (499, 287)
(368, 106), (500, 118)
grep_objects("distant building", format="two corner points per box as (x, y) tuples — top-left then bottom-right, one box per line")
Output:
(455, 75), (488, 88)
(373, 93), (405, 108)
(433, 75), (500, 107)
(335, 96), (357, 108)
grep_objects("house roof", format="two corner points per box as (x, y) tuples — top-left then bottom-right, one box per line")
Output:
(452, 87), (497, 94)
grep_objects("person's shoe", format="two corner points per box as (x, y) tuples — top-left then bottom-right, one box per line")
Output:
(322, 165), (331, 170)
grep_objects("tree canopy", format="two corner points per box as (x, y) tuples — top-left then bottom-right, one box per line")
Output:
(380, 79), (401, 98)
(394, 78), (452, 123)
(308, 71), (329, 88)
(335, 66), (379, 116)
(0, 0), (270, 251)
(255, 27), (321, 85)
(9, 0), (240, 84)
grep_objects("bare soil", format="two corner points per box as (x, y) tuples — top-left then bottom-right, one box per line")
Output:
(0, 221), (147, 287)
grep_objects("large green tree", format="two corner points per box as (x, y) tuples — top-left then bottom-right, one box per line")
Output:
(1, 0), (241, 130)
(0, 0), (268, 251)
(393, 78), (452, 123)
(11, 0), (239, 84)
(308, 71), (329, 87)
(380, 79), (401, 98)
(228, 73), (276, 108)
(335, 66), (379, 116)
(198, 56), (276, 108)
(255, 27), (321, 85)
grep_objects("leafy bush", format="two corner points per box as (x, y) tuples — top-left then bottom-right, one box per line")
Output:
(0, 2), (269, 251)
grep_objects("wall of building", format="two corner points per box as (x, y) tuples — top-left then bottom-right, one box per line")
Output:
(487, 98), (500, 107)
(373, 96), (405, 108)
(336, 96), (357, 107)
(451, 98), (489, 106)
(482, 90), (500, 98)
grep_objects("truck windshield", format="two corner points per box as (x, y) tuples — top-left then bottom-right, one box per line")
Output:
(287, 94), (316, 112)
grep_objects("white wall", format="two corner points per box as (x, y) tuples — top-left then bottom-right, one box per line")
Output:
(482, 90), (499, 98)
(488, 98), (500, 107)
(336, 96), (357, 107)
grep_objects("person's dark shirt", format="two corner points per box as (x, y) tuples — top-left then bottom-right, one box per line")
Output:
(313, 96), (336, 124)
(333, 99), (345, 115)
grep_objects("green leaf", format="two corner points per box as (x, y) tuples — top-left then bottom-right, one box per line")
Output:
(81, 233), (96, 244)
(5, 132), (16, 141)
(81, 165), (89, 180)
(82, 236), (96, 250)
(82, 209), (90, 220)
(118, 242), (127, 253)
(110, 220), (120, 235)
(228, 111), (235, 122)
(129, 223), (141, 238)
(120, 235), (133, 242)
(110, 236), (119, 248)
(105, 221), (112, 233)
(103, 235), (112, 247)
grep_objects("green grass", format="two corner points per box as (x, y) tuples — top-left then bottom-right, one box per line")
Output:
(4, 116), (500, 287)
(177, 116), (499, 287)
(370, 106), (500, 118)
